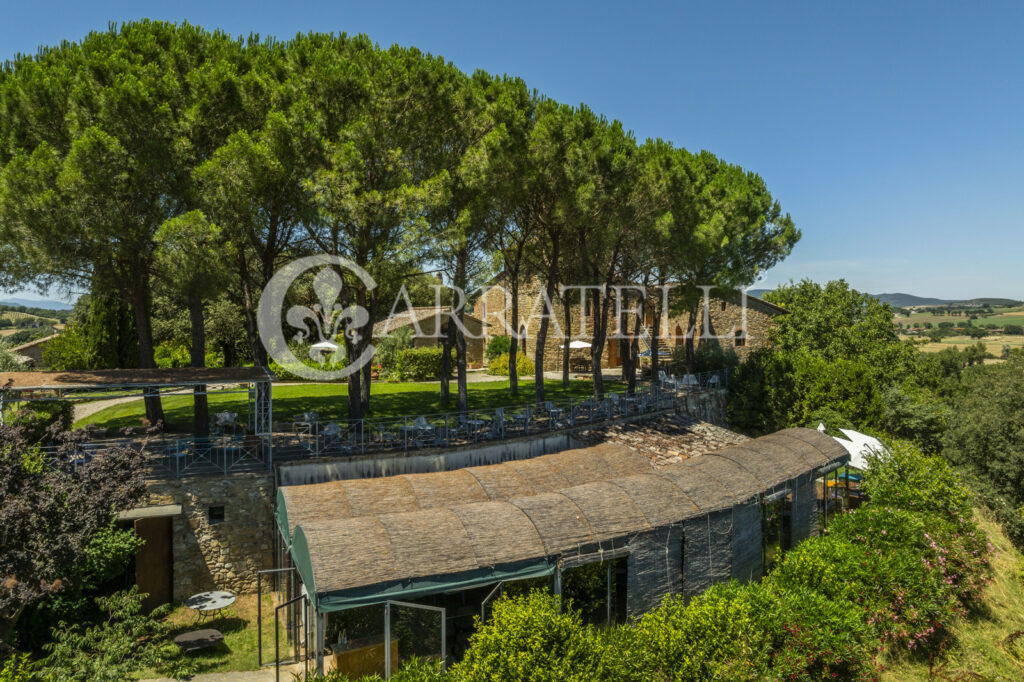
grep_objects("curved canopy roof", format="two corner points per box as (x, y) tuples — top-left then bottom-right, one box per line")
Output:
(285, 428), (846, 611)
(276, 442), (652, 544)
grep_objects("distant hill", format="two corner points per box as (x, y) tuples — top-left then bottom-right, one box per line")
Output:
(0, 297), (73, 311)
(744, 290), (1020, 308)
(873, 293), (1022, 308)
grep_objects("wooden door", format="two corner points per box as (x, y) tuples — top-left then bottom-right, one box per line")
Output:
(134, 517), (173, 611)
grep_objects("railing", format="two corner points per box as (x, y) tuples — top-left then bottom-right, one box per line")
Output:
(43, 369), (728, 479)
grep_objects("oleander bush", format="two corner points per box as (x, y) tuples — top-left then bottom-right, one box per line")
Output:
(433, 439), (990, 680)
(268, 439), (992, 682)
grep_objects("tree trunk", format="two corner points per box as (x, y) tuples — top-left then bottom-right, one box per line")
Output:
(590, 292), (612, 401)
(561, 293), (571, 388)
(188, 294), (209, 437)
(508, 277), (520, 398)
(534, 274), (557, 406)
(128, 282), (164, 427)
(359, 286), (374, 417)
(651, 303), (662, 386)
(454, 255), (469, 415)
(236, 252), (266, 367)
(440, 321), (452, 409)
(455, 308), (468, 415)
(627, 299), (644, 395)
(685, 305), (698, 373)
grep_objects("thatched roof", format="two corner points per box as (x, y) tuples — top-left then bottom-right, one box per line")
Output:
(0, 366), (274, 391)
(277, 442), (652, 542)
(286, 428), (846, 604)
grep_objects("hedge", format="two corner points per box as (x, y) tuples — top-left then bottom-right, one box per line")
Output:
(395, 346), (456, 381)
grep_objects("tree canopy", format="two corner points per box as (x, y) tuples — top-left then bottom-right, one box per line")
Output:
(0, 21), (798, 410)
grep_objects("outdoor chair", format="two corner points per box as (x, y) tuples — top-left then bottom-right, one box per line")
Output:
(542, 401), (564, 425)
(322, 422), (344, 452)
(410, 416), (436, 447)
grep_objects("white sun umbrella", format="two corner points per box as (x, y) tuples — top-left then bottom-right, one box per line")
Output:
(568, 340), (591, 349)
(310, 340), (340, 363)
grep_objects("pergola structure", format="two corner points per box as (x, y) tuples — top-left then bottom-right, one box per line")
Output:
(275, 428), (849, 676)
(0, 367), (275, 466)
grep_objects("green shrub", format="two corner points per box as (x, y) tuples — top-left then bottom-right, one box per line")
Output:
(0, 654), (31, 682)
(395, 346), (455, 381)
(620, 584), (774, 681)
(670, 343), (739, 375)
(268, 341), (348, 382)
(153, 341), (191, 368)
(450, 591), (603, 682)
(3, 400), (74, 444)
(375, 327), (413, 370)
(863, 439), (973, 523)
(485, 335), (511, 361)
(485, 352), (535, 377)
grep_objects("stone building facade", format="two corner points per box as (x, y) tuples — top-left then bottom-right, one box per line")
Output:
(373, 308), (485, 368)
(474, 276), (786, 371)
(132, 471), (276, 604)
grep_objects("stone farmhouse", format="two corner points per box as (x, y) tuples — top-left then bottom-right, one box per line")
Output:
(474, 275), (788, 371)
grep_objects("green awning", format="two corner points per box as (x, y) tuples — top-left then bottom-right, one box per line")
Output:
(275, 488), (291, 546)
(290, 525), (554, 613)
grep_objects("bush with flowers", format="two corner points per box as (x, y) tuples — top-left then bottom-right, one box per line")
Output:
(328, 438), (992, 681)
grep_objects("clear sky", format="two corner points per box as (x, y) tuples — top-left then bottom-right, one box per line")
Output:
(2, 0), (1022, 302)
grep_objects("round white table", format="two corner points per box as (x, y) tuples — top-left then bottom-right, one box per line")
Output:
(185, 590), (236, 622)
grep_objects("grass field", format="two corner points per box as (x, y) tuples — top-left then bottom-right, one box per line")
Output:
(896, 305), (1024, 328)
(0, 310), (59, 325)
(132, 593), (279, 678)
(903, 334), (1024, 356)
(75, 378), (623, 430)
(882, 512), (1024, 681)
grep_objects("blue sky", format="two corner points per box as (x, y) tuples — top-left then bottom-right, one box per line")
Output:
(3, 0), (1022, 302)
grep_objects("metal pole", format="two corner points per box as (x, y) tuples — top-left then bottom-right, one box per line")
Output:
(384, 602), (391, 680)
(441, 606), (447, 671)
(315, 611), (325, 676)
(257, 575), (262, 665)
(606, 561), (613, 626)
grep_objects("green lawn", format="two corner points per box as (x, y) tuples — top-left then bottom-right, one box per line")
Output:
(132, 594), (278, 678)
(76, 379), (623, 431)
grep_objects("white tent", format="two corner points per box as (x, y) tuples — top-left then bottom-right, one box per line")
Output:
(831, 428), (888, 470)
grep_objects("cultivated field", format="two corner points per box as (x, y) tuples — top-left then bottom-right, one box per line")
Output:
(903, 334), (1024, 355)
(896, 304), (1024, 328)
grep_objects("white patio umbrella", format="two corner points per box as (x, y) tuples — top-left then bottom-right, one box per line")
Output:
(567, 340), (591, 349)
(310, 340), (340, 363)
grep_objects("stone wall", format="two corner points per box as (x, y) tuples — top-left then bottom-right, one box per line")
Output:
(477, 276), (784, 371)
(144, 471), (275, 601)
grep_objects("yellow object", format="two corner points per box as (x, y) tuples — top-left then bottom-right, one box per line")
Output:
(332, 639), (398, 678)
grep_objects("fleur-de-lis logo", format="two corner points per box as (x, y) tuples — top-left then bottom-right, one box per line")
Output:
(258, 255), (377, 380)
(285, 268), (370, 364)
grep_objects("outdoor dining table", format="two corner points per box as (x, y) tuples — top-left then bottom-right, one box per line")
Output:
(185, 590), (236, 622)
